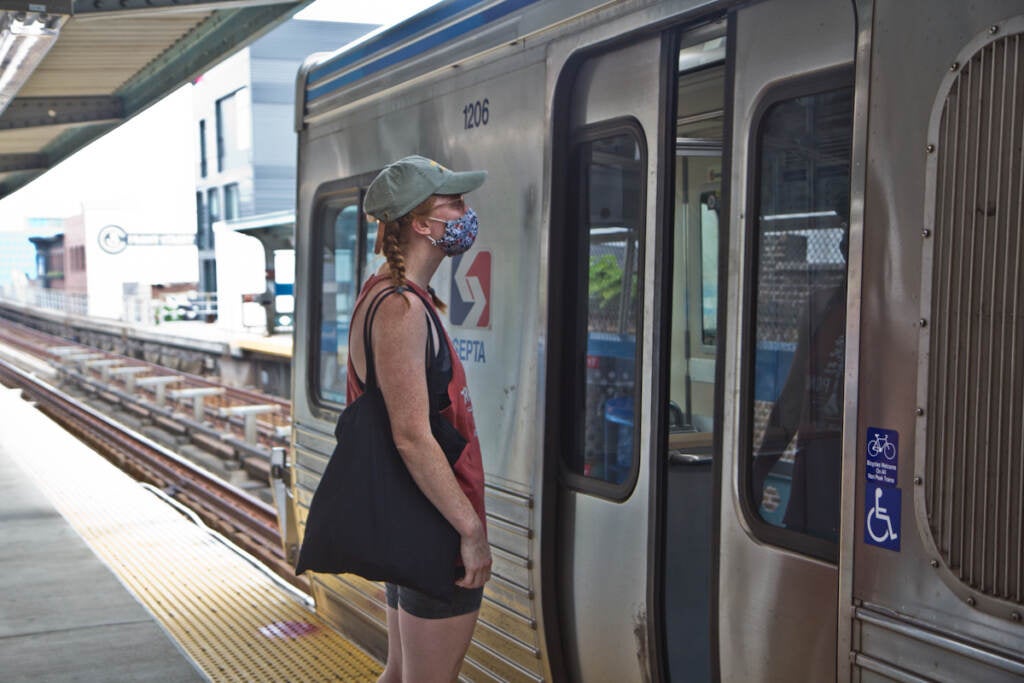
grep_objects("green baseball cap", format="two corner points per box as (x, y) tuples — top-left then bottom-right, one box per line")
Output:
(363, 155), (487, 223)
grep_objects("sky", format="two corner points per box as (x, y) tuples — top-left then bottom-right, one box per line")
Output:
(0, 0), (441, 236)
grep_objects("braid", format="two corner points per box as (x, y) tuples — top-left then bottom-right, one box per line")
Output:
(381, 220), (407, 291)
(428, 286), (447, 314)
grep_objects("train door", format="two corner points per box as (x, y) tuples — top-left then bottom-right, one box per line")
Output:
(547, 34), (664, 683)
(547, 19), (729, 681)
(717, 0), (855, 681)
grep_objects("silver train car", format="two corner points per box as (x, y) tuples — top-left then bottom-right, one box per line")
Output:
(276, 0), (1024, 680)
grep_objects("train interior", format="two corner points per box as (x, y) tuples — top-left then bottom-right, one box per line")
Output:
(663, 39), (725, 682)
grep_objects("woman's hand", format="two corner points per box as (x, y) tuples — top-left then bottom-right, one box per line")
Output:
(456, 526), (492, 589)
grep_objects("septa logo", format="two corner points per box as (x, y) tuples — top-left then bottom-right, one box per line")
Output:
(450, 250), (491, 327)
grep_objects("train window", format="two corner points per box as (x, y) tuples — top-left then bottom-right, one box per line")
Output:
(564, 129), (645, 490)
(317, 201), (362, 404)
(363, 217), (385, 281)
(748, 83), (853, 550)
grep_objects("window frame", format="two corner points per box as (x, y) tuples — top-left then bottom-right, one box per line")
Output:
(306, 173), (379, 414)
(195, 191), (204, 241)
(215, 96), (226, 173)
(224, 182), (240, 221)
(557, 118), (648, 503)
(198, 119), (207, 178)
(739, 64), (855, 564)
(206, 186), (220, 230)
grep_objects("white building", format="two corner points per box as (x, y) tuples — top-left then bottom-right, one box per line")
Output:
(192, 19), (375, 298)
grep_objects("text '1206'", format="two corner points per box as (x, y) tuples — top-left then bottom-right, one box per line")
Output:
(463, 99), (489, 129)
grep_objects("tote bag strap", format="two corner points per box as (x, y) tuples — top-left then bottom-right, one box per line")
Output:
(362, 285), (442, 390)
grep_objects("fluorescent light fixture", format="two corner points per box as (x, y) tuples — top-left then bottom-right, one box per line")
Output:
(762, 210), (839, 221)
(590, 226), (632, 236)
(0, 11), (63, 117)
(678, 37), (725, 72)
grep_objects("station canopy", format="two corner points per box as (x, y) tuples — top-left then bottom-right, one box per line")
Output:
(0, 0), (312, 199)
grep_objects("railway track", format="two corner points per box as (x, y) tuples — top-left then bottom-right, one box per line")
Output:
(0, 357), (307, 592)
(0, 319), (290, 483)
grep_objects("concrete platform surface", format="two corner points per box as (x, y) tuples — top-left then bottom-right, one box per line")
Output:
(0, 385), (382, 682)
(0, 390), (204, 683)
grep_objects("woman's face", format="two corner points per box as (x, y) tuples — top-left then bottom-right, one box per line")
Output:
(429, 195), (467, 223)
(422, 194), (479, 257)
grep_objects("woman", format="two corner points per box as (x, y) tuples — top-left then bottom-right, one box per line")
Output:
(351, 155), (492, 682)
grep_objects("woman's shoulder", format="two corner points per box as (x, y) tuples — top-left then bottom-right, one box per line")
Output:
(367, 284), (426, 327)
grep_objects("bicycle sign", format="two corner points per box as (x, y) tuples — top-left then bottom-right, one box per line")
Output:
(866, 427), (898, 486)
(865, 485), (901, 551)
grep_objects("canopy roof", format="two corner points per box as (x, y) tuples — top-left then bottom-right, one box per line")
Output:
(0, 0), (310, 199)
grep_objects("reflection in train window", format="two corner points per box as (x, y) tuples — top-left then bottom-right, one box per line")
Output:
(699, 193), (719, 346)
(317, 202), (360, 404)
(363, 217), (385, 285)
(566, 131), (644, 488)
(749, 85), (853, 546)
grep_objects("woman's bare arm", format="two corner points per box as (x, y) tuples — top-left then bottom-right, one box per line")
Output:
(372, 291), (491, 589)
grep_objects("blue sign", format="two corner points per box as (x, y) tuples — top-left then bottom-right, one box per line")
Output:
(866, 427), (898, 486)
(865, 485), (901, 551)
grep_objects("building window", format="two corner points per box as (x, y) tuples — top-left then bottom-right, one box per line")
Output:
(215, 89), (250, 172)
(224, 183), (240, 220)
(195, 192), (205, 248)
(207, 187), (220, 227)
(198, 119), (207, 178)
(202, 259), (217, 295)
(68, 245), (85, 271)
(48, 250), (64, 278)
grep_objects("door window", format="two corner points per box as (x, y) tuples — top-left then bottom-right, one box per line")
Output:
(748, 82), (853, 551)
(562, 128), (646, 492)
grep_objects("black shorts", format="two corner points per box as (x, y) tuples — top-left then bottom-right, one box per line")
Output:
(385, 582), (483, 620)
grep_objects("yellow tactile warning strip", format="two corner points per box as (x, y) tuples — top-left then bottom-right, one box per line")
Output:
(0, 388), (382, 682)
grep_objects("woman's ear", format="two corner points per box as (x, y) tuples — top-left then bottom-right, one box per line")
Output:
(410, 216), (433, 237)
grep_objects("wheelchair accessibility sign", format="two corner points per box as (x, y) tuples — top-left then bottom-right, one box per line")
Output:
(865, 485), (901, 551)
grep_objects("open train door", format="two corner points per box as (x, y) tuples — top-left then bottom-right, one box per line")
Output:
(545, 18), (734, 680)
(545, 30), (667, 682)
(843, 1), (1024, 680)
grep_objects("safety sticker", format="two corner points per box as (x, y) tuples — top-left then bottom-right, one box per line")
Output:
(865, 485), (901, 551)
(866, 427), (898, 486)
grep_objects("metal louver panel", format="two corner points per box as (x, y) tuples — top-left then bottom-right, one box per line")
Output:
(925, 28), (1024, 609)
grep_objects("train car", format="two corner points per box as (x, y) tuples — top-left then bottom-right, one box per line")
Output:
(276, 0), (1024, 680)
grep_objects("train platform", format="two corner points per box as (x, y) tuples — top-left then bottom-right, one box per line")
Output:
(0, 386), (380, 682)
(0, 297), (293, 360)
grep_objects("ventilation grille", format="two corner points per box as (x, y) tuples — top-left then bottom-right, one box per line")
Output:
(925, 30), (1024, 606)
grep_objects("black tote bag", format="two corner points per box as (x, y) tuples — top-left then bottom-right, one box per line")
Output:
(295, 287), (467, 602)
